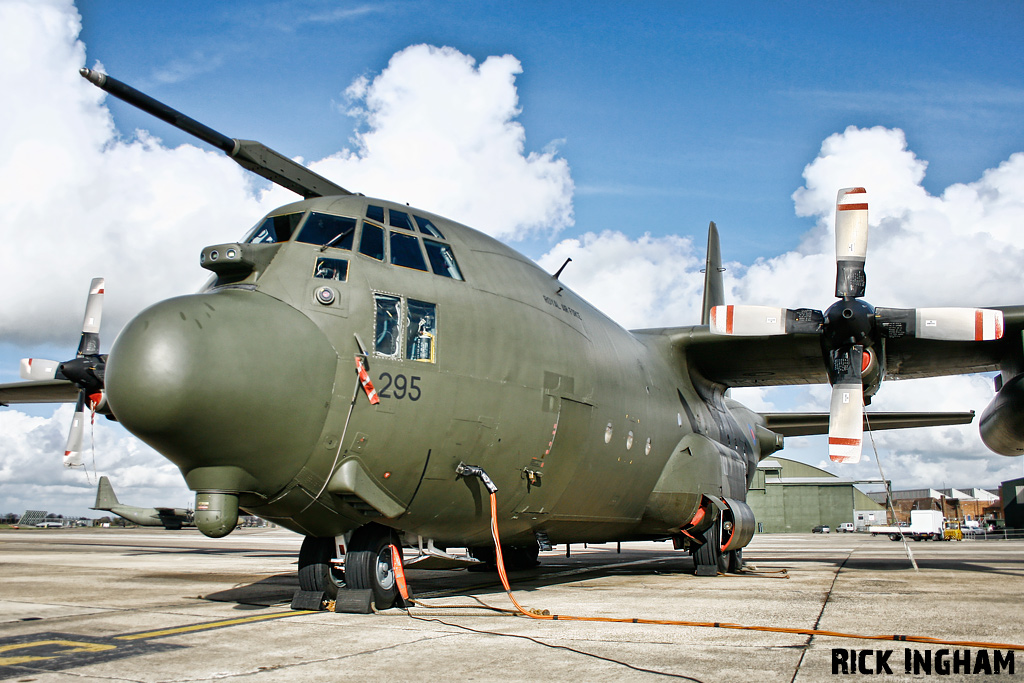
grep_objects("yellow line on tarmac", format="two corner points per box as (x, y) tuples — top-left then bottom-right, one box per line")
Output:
(114, 611), (316, 641)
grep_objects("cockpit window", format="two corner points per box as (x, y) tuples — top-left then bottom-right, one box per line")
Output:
(414, 215), (445, 239)
(406, 299), (437, 362)
(424, 240), (464, 280)
(374, 294), (402, 358)
(359, 222), (385, 261)
(366, 205), (385, 223)
(247, 212), (304, 244)
(389, 232), (428, 271)
(389, 209), (414, 231)
(297, 213), (356, 250)
(314, 257), (348, 282)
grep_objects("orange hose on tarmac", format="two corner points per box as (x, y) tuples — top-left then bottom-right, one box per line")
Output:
(487, 493), (1024, 652)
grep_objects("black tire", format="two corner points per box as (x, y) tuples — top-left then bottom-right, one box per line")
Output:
(692, 519), (727, 574)
(298, 536), (345, 599)
(889, 533), (900, 541)
(346, 524), (401, 610)
(727, 549), (743, 573)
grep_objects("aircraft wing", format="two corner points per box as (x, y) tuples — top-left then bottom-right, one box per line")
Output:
(155, 508), (190, 517)
(0, 380), (80, 405)
(646, 304), (1024, 388)
(762, 411), (976, 436)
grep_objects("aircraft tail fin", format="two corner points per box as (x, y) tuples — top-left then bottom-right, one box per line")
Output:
(701, 222), (725, 325)
(93, 476), (119, 510)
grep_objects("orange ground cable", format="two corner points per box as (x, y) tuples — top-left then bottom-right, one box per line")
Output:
(485, 491), (1024, 652)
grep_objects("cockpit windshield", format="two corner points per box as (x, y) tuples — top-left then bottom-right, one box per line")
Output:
(246, 212), (304, 244)
(297, 213), (356, 250)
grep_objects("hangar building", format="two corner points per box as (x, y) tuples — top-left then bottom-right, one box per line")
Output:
(746, 457), (885, 533)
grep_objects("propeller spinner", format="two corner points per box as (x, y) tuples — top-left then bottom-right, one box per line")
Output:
(709, 188), (1004, 463)
(19, 277), (107, 467)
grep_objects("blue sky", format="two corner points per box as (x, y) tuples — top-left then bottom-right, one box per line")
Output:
(74, 1), (1024, 262)
(2, 0), (1024, 516)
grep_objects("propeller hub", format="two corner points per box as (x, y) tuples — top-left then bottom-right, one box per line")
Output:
(105, 290), (339, 496)
(823, 298), (875, 348)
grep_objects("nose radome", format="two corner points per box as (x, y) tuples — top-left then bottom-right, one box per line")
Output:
(105, 289), (338, 495)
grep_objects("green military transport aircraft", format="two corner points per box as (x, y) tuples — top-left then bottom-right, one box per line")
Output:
(91, 476), (193, 530)
(2, 70), (1023, 610)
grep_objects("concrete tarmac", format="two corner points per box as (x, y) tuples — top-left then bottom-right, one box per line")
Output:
(0, 528), (1021, 682)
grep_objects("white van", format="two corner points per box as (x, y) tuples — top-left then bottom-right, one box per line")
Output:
(837, 522), (856, 533)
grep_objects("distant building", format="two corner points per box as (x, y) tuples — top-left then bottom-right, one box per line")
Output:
(17, 510), (48, 527)
(746, 458), (885, 533)
(865, 487), (1003, 525)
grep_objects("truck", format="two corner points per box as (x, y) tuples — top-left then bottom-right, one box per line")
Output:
(868, 510), (947, 541)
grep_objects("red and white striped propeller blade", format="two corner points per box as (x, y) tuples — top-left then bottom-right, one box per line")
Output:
(835, 187), (869, 298)
(709, 305), (788, 336)
(914, 307), (1004, 341)
(76, 277), (105, 357)
(64, 395), (86, 468)
(828, 381), (864, 464)
(20, 358), (60, 381)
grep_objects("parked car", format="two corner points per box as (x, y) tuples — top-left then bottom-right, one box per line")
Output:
(812, 525), (830, 533)
(837, 523), (856, 533)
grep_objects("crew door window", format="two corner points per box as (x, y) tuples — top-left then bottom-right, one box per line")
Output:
(406, 300), (437, 362)
(373, 294), (438, 363)
(374, 294), (402, 359)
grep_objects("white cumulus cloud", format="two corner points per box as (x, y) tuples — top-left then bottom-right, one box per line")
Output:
(309, 44), (575, 240)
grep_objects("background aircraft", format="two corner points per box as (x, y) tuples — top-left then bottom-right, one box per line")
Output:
(1, 70), (1020, 610)
(91, 476), (193, 530)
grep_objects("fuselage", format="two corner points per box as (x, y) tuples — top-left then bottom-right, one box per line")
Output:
(104, 195), (765, 546)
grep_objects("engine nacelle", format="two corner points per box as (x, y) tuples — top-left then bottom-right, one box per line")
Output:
(980, 373), (1024, 456)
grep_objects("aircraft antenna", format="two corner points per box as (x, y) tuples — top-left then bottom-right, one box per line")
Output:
(553, 257), (572, 280)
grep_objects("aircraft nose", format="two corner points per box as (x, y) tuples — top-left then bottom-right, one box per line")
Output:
(105, 290), (338, 495)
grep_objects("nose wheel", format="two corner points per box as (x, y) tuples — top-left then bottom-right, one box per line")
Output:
(345, 523), (402, 610)
(297, 536), (346, 599)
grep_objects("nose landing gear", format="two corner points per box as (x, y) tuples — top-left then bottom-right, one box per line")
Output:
(297, 523), (402, 610)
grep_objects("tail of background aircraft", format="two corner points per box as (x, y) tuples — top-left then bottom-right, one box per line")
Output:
(701, 222), (725, 325)
(94, 476), (119, 510)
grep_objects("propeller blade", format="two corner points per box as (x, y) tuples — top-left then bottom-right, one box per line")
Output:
(64, 394), (86, 468)
(829, 381), (864, 463)
(875, 307), (1004, 341)
(77, 277), (105, 357)
(915, 307), (1004, 341)
(19, 358), (60, 381)
(834, 187), (868, 298)
(709, 305), (824, 336)
(828, 344), (864, 463)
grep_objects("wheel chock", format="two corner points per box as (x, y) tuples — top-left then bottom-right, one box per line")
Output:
(291, 590), (326, 611)
(333, 589), (374, 614)
(694, 564), (719, 577)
